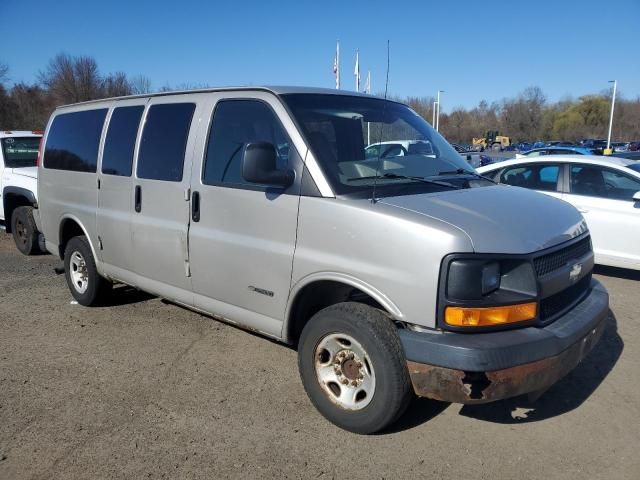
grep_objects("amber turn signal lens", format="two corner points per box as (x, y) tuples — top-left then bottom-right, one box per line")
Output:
(445, 302), (537, 327)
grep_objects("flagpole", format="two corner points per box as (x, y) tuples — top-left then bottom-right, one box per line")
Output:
(354, 49), (360, 92)
(333, 40), (340, 89)
(337, 41), (340, 89)
(365, 70), (371, 144)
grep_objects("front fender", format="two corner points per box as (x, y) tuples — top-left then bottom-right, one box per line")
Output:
(283, 271), (404, 342)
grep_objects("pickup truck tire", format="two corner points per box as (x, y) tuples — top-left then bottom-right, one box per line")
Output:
(63, 235), (111, 306)
(11, 206), (40, 256)
(297, 302), (413, 434)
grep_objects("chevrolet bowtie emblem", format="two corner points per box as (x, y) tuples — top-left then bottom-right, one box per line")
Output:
(569, 263), (583, 283)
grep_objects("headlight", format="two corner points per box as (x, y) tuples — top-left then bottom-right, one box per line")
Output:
(481, 262), (500, 295)
(441, 256), (538, 330)
(447, 259), (502, 300)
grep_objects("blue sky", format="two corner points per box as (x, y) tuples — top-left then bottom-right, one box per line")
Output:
(3, 0), (639, 111)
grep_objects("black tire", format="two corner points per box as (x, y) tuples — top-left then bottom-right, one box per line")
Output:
(63, 235), (111, 306)
(298, 302), (414, 434)
(11, 206), (40, 255)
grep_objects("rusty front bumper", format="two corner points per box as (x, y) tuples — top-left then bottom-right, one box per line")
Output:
(399, 279), (609, 404)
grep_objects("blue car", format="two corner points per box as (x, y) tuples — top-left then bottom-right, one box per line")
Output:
(517, 146), (595, 158)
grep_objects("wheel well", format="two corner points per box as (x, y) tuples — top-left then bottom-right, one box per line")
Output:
(3, 194), (32, 234)
(287, 280), (386, 346)
(58, 219), (85, 259)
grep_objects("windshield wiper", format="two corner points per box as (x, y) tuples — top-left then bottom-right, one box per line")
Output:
(347, 173), (459, 189)
(437, 168), (496, 183)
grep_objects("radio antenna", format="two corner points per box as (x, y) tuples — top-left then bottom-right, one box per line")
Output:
(371, 40), (390, 204)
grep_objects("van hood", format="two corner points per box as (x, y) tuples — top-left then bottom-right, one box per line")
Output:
(10, 166), (38, 179)
(380, 185), (588, 254)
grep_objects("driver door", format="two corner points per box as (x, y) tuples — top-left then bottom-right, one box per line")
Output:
(187, 94), (304, 337)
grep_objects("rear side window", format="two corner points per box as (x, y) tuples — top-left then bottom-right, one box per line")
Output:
(571, 165), (640, 200)
(500, 163), (560, 192)
(202, 100), (290, 187)
(102, 106), (144, 176)
(44, 109), (108, 172)
(137, 103), (195, 182)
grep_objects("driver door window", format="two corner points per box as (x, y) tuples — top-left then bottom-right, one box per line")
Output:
(202, 100), (290, 188)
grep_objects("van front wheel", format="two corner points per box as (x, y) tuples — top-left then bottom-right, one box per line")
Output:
(64, 236), (111, 306)
(297, 302), (414, 434)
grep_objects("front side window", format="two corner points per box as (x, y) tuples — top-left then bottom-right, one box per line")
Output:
(44, 109), (108, 172)
(137, 103), (195, 182)
(102, 106), (144, 176)
(202, 100), (290, 187)
(571, 165), (640, 200)
(1, 137), (40, 168)
(500, 163), (560, 192)
(282, 94), (478, 197)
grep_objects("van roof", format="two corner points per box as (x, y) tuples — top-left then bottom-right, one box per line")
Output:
(56, 86), (384, 109)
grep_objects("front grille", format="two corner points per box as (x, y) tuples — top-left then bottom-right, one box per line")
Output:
(533, 236), (592, 277)
(540, 274), (591, 320)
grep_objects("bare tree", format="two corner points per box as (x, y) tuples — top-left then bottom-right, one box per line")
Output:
(102, 72), (132, 97)
(39, 53), (103, 104)
(130, 75), (152, 94)
(0, 63), (9, 85)
(10, 83), (52, 129)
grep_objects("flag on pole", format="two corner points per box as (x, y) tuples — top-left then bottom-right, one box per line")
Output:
(333, 41), (340, 89)
(354, 50), (360, 92)
(364, 70), (371, 94)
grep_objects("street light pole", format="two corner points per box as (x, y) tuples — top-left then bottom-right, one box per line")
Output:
(436, 90), (444, 132)
(606, 80), (617, 151)
(432, 101), (437, 126)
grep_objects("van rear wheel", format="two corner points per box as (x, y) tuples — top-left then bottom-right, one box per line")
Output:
(64, 236), (111, 306)
(297, 302), (414, 434)
(11, 206), (39, 255)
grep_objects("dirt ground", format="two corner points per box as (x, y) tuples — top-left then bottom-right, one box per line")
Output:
(0, 232), (638, 480)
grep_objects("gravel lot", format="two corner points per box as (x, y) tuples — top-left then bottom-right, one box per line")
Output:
(0, 232), (638, 479)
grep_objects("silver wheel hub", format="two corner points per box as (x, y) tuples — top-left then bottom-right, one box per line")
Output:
(314, 333), (376, 410)
(69, 251), (89, 294)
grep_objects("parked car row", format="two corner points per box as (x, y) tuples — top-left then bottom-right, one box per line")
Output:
(2, 87), (609, 434)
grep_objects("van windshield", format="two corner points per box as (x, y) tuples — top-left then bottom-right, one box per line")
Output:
(1, 137), (40, 168)
(283, 94), (480, 197)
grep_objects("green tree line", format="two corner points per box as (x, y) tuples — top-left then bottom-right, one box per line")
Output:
(1, 53), (639, 143)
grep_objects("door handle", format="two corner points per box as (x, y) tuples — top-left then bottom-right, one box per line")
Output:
(135, 185), (142, 213)
(192, 191), (200, 222)
(577, 207), (589, 213)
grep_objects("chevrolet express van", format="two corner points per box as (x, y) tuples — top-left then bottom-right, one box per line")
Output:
(37, 87), (609, 433)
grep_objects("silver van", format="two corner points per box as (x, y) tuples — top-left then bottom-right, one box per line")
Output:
(37, 87), (609, 433)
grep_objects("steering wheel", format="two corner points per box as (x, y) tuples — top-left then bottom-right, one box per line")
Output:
(380, 145), (408, 158)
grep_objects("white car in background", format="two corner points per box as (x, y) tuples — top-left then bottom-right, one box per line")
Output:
(478, 155), (640, 270)
(365, 140), (435, 159)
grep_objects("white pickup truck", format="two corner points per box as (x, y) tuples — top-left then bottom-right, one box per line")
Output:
(0, 130), (43, 255)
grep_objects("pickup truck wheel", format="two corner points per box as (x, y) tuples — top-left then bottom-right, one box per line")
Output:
(64, 236), (111, 306)
(298, 302), (413, 434)
(11, 206), (39, 255)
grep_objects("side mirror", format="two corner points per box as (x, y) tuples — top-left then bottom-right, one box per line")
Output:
(633, 191), (640, 202)
(241, 142), (294, 188)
